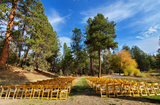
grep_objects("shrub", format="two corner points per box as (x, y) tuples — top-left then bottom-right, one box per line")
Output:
(135, 72), (146, 77)
(60, 69), (63, 76)
(23, 65), (31, 71)
(123, 69), (128, 76)
(109, 70), (114, 75)
(127, 67), (134, 76)
(133, 69), (140, 76)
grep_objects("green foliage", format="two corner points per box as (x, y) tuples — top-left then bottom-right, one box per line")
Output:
(109, 70), (114, 74)
(59, 69), (63, 76)
(135, 72), (146, 77)
(70, 27), (83, 75)
(23, 65), (32, 71)
(85, 13), (118, 77)
(131, 46), (150, 71)
(61, 43), (73, 75)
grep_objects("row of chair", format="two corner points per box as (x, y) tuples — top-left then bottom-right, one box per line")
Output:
(86, 77), (160, 97)
(0, 77), (76, 100)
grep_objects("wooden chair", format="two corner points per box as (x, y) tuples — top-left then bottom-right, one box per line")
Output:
(50, 85), (59, 100)
(122, 82), (132, 96)
(8, 86), (17, 99)
(139, 82), (147, 96)
(95, 82), (101, 94)
(107, 83), (115, 97)
(41, 85), (50, 100)
(32, 85), (42, 99)
(100, 83), (107, 97)
(146, 83), (155, 96)
(114, 83), (123, 97)
(0, 86), (9, 99)
(152, 83), (160, 95)
(16, 85), (25, 99)
(131, 82), (139, 97)
(59, 86), (68, 100)
(24, 85), (33, 99)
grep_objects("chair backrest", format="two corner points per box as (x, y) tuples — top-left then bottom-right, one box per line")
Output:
(2, 86), (9, 91)
(152, 83), (159, 89)
(60, 86), (68, 91)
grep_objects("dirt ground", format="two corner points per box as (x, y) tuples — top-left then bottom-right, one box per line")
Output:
(0, 66), (160, 105)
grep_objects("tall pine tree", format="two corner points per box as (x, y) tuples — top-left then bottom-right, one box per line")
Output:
(85, 13), (118, 77)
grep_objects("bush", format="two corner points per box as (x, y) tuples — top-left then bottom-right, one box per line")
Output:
(123, 69), (128, 76)
(23, 65), (31, 71)
(60, 69), (63, 76)
(133, 69), (140, 76)
(135, 72), (146, 77)
(109, 70), (114, 75)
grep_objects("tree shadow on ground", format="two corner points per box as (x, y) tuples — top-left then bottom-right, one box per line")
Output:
(69, 77), (160, 104)
(69, 86), (99, 96)
(0, 66), (30, 86)
(34, 69), (58, 78)
(115, 96), (160, 104)
(69, 87), (160, 104)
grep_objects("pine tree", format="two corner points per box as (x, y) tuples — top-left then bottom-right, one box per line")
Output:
(71, 27), (83, 76)
(84, 18), (94, 76)
(85, 13), (118, 77)
(0, 0), (18, 69)
(0, 0), (40, 69)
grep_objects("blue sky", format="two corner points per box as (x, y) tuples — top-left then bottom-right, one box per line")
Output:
(41, 0), (160, 55)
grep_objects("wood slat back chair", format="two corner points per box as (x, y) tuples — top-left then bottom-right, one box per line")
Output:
(0, 86), (9, 99)
(114, 82), (123, 97)
(24, 85), (33, 99)
(59, 85), (68, 100)
(15, 85), (25, 99)
(122, 81), (132, 96)
(131, 82), (140, 97)
(146, 83), (155, 96)
(100, 83), (107, 97)
(8, 86), (17, 99)
(95, 81), (102, 94)
(41, 85), (50, 100)
(92, 80), (97, 90)
(32, 85), (42, 99)
(65, 83), (72, 94)
(152, 83), (160, 95)
(138, 82), (147, 96)
(107, 83), (115, 97)
(50, 85), (59, 100)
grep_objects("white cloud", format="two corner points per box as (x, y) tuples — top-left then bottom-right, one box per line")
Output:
(134, 36), (159, 54)
(80, 1), (144, 23)
(48, 9), (71, 31)
(148, 27), (157, 34)
(138, 24), (160, 39)
(136, 36), (144, 39)
(80, 0), (160, 32)
(59, 37), (71, 55)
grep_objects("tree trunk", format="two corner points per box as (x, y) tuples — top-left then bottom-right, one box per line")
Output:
(90, 53), (94, 76)
(36, 55), (39, 70)
(0, 0), (18, 69)
(21, 46), (30, 67)
(17, 24), (25, 66)
(76, 65), (78, 77)
(98, 50), (101, 77)
(31, 53), (36, 72)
